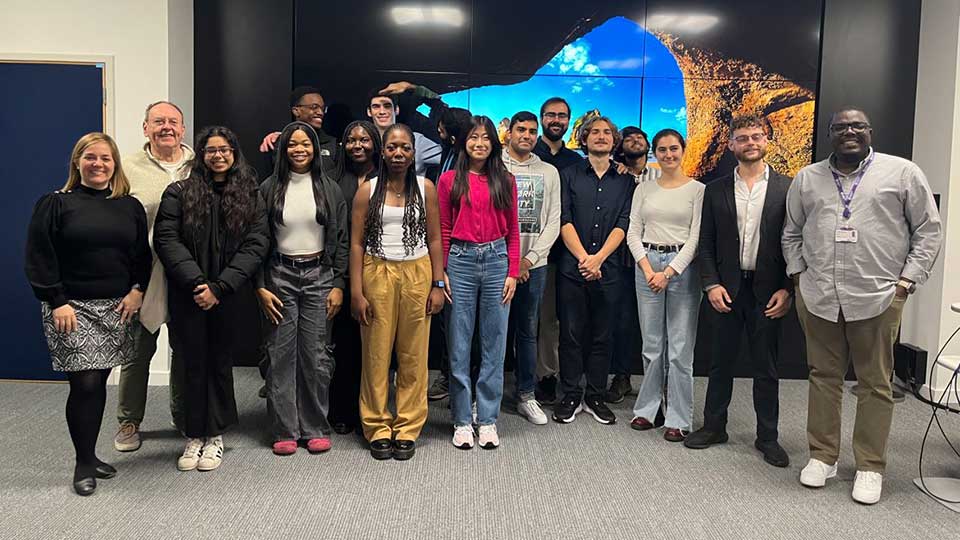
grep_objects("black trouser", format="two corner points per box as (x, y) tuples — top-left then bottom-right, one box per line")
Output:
(610, 264), (640, 376)
(702, 275), (781, 442)
(557, 273), (618, 401)
(329, 284), (362, 427)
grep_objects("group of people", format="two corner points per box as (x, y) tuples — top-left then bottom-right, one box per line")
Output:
(25, 82), (942, 506)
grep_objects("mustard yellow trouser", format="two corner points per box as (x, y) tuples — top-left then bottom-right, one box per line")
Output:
(796, 291), (905, 472)
(359, 254), (432, 442)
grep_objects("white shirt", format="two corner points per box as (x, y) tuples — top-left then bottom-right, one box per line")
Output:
(276, 171), (325, 255)
(368, 176), (428, 261)
(734, 164), (769, 271)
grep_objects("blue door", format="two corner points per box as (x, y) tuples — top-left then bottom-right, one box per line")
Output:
(0, 61), (105, 380)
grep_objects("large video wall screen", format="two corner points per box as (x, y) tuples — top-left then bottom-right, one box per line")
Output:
(295, 0), (822, 180)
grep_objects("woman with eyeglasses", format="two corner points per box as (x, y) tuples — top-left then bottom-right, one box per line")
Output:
(154, 126), (270, 471)
(257, 121), (349, 456)
(327, 120), (381, 435)
(626, 128), (704, 443)
(26, 132), (151, 495)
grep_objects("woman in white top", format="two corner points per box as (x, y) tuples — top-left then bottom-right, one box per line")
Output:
(256, 121), (349, 456)
(350, 124), (446, 461)
(626, 128), (705, 442)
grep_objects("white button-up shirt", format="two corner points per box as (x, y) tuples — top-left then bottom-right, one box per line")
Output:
(734, 164), (769, 271)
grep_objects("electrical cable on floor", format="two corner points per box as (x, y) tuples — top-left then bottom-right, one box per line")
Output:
(916, 324), (960, 503)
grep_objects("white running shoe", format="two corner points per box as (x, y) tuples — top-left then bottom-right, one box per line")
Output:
(852, 471), (883, 504)
(178, 438), (204, 471)
(478, 424), (500, 449)
(799, 458), (838, 488)
(517, 399), (548, 425)
(452, 425), (474, 449)
(197, 435), (224, 471)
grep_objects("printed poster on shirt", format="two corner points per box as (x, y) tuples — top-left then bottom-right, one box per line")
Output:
(515, 172), (544, 234)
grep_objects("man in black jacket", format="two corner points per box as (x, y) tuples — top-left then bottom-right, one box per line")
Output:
(258, 86), (340, 177)
(685, 115), (792, 467)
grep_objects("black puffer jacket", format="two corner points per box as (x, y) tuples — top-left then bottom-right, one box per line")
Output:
(153, 178), (270, 300)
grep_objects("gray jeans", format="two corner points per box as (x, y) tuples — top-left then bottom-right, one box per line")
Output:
(265, 259), (335, 440)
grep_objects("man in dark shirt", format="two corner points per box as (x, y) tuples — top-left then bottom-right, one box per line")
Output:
(532, 97), (583, 173)
(258, 86), (340, 176)
(553, 115), (635, 425)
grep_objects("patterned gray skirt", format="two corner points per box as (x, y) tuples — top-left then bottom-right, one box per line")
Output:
(42, 298), (138, 372)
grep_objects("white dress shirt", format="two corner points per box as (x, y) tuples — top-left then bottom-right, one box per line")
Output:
(734, 164), (769, 271)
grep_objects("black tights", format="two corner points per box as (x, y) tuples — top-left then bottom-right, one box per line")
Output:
(65, 369), (110, 473)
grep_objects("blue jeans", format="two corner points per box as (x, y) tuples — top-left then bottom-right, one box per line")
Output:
(508, 265), (547, 401)
(447, 238), (510, 426)
(632, 251), (701, 430)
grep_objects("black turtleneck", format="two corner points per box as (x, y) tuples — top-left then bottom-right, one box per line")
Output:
(25, 184), (151, 308)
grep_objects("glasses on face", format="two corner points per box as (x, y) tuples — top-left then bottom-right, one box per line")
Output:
(204, 146), (234, 156)
(829, 122), (871, 134)
(542, 112), (570, 121)
(732, 133), (768, 144)
(295, 103), (327, 113)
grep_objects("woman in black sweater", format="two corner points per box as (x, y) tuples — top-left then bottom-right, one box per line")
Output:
(25, 132), (151, 496)
(154, 126), (269, 472)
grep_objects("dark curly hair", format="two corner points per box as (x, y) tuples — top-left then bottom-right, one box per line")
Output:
(450, 115), (513, 210)
(363, 124), (427, 258)
(269, 121), (328, 227)
(182, 125), (258, 235)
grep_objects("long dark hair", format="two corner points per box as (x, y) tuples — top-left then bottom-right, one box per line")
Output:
(182, 126), (258, 235)
(451, 115), (512, 210)
(269, 121), (328, 226)
(341, 120), (381, 178)
(363, 124), (427, 258)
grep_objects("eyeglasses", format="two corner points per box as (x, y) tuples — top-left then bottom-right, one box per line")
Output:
(829, 122), (871, 134)
(295, 103), (328, 113)
(204, 146), (234, 156)
(732, 133), (768, 143)
(542, 112), (570, 121)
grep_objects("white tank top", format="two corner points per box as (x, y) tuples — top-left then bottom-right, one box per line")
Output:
(367, 176), (429, 261)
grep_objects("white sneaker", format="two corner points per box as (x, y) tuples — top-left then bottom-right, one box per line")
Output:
(178, 438), (204, 471)
(852, 471), (883, 504)
(799, 458), (838, 488)
(197, 435), (224, 471)
(478, 424), (500, 449)
(517, 399), (548, 425)
(452, 425), (474, 449)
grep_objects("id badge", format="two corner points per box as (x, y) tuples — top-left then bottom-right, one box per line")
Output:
(835, 227), (858, 243)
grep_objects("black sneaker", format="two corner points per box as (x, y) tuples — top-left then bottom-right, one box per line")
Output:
(582, 396), (617, 425)
(427, 373), (449, 401)
(535, 375), (558, 405)
(603, 374), (633, 403)
(683, 427), (729, 449)
(552, 395), (582, 423)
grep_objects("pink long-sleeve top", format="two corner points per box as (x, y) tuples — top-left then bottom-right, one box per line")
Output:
(437, 170), (520, 278)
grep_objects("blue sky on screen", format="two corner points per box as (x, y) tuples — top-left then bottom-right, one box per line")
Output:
(421, 16), (688, 141)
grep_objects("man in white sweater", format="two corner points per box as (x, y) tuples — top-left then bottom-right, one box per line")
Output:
(501, 111), (561, 425)
(114, 101), (194, 452)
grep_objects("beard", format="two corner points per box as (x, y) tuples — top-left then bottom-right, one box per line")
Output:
(734, 147), (766, 163)
(543, 123), (567, 142)
(623, 148), (647, 161)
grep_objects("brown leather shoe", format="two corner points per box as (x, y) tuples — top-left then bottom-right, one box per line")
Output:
(664, 428), (688, 442)
(630, 417), (654, 431)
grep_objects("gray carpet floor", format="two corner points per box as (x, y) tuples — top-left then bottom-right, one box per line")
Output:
(1, 368), (958, 540)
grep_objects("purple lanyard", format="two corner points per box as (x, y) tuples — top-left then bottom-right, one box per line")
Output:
(831, 154), (874, 220)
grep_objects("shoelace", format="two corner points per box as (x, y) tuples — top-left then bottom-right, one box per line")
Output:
(183, 439), (203, 457)
(202, 439), (223, 458)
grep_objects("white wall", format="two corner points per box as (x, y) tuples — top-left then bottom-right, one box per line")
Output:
(904, 0), (960, 402)
(1, 0), (194, 385)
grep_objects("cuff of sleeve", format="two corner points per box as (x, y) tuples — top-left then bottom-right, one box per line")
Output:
(208, 281), (226, 300)
(414, 85), (439, 100)
(703, 283), (720, 292)
(785, 260), (807, 278)
(50, 293), (69, 309)
(525, 252), (540, 267)
(900, 263), (929, 286)
(332, 277), (345, 290)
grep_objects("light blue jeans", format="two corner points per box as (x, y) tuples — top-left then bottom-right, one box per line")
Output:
(632, 251), (701, 430)
(447, 238), (510, 427)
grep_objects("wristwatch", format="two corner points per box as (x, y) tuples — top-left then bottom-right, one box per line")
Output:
(896, 279), (916, 294)
(433, 280), (446, 289)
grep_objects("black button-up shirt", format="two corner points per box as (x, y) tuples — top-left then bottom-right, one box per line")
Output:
(534, 137), (584, 173)
(559, 158), (635, 283)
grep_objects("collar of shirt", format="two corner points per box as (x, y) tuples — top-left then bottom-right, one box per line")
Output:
(583, 157), (617, 174)
(827, 147), (875, 177)
(733, 163), (770, 185)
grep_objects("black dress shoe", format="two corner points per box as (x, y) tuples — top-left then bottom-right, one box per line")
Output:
(94, 461), (117, 479)
(73, 466), (97, 496)
(684, 428), (729, 449)
(369, 438), (393, 460)
(755, 440), (790, 468)
(332, 422), (353, 435)
(393, 439), (416, 461)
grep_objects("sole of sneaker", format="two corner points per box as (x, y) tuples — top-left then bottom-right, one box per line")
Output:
(197, 462), (221, 472)
(581, 403), (616, 425)
(454, 441), (474, 450)
(393, 448), (415, 461)
(603, 393), (626, 404)
(684, 433), (729, 449)
(114, 440), (141, 452)
(552, 404), (583, 424)
(800, 468), (837, 488)
(177, 461), (198, 472)
(427, 392), (449, 401)
(480, 441), (499, 450)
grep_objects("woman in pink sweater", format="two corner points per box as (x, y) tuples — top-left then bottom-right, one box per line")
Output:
(438, 115), (520, 450)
